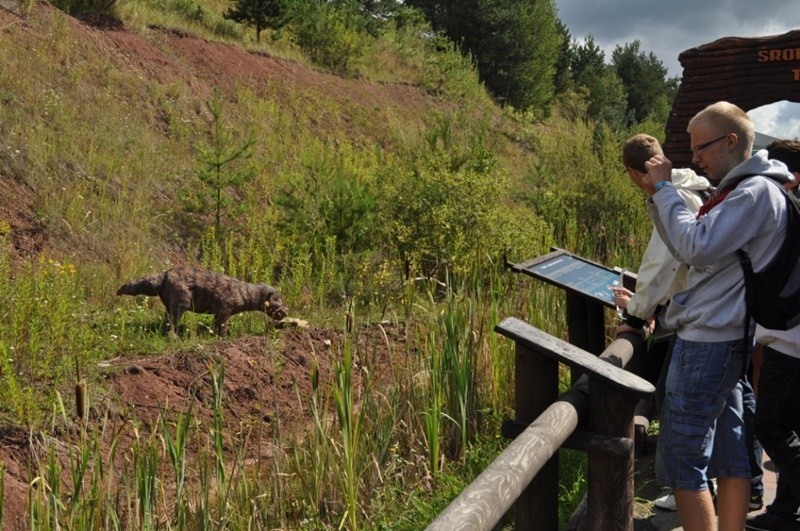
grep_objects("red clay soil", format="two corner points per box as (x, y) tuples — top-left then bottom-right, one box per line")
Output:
(0, 171), (45, 263)
(0, 323), (408, 528)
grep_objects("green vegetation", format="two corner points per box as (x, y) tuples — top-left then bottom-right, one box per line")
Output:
(223, 0), (289, 43)
(191, 89), (257, 244)
(408, 0), (563, 112)
(0, 0), (674, 528)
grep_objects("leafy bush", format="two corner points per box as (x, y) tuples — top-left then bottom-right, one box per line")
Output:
(420, 36), (487, 104)
(520, 105), (649, 267)
(373, 113), (549, 282)
(289, 0), (370, 75)
(274, 146), (377, 257)
(49, 0), (116, 18)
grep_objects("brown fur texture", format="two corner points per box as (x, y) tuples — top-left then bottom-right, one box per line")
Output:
(117, 267), (288, 336)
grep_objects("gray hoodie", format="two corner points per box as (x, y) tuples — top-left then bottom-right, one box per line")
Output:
(647, 150), (793, 342)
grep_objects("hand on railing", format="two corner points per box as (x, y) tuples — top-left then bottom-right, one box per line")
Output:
(614, 317), (654, 340)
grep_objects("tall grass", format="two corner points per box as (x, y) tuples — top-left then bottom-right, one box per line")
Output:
(332, 338), (363, 530)
(10, 271), (599, 528)
(0, 253), (108, 427)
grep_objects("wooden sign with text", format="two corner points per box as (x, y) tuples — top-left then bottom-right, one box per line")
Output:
(664, 29), (800, 168)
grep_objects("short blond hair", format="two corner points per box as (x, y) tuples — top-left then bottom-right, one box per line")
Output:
(688, 101), (755, 153)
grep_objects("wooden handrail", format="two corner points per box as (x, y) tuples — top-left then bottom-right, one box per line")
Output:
(426, 318), (655, 531)
(425, 391), (585, 530)
(495, 317), (653, 400)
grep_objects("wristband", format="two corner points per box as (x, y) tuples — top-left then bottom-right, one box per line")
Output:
(654, 180), (671, 193)
(623, 313), (647, 329)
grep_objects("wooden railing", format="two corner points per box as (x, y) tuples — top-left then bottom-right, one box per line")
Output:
(425, 317), (655, 531)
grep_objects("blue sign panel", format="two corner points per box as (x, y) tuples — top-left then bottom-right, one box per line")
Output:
(507, 249), (622, 308)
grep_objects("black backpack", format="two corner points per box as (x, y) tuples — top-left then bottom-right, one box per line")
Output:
(736, 179), (800, 331)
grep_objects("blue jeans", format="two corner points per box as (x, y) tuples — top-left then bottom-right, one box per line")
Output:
(655, 338), (750, 490)
(755, 347), (800, 522)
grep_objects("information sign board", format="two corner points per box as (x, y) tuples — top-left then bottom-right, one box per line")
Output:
(506, 249), (622, 308)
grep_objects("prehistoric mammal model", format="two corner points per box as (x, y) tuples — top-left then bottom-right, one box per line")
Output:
(117, 267), (288, 336)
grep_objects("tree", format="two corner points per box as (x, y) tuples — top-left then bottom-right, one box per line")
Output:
(611, 40), (678, 124)
(405, 0), (472, 35)
(358, 0), (403, 35)
(569, 36), (629, 126)
(224, 0), (291, 43)
(289, 0), (369, 74)
(476, 0), (562, 110)
(195, 91), (257, 241)
(406, 0), (562, 112)
(570, 34), (605, 81)
(552, 19), (575, 94)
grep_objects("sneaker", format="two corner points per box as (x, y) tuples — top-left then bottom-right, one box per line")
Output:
(746, 511), (800, 531)
(654, 492), (677, 511)
(750, 492), (764, 511)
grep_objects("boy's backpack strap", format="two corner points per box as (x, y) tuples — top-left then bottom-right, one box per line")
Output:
(736, 249), (755, 317)
(736, 249), (754, 379)
(731, 174), (785, 376)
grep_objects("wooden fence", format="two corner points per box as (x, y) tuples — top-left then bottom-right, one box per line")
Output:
(425, 317), (654, 531)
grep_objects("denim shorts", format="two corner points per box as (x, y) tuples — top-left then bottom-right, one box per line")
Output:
(655, 338), (751, 490)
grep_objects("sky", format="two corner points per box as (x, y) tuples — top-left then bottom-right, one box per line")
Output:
(555, 0), (800, 140)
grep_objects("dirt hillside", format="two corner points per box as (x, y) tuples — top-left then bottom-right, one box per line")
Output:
(0, 1), (449, 264)
(0, 4), (429, 527)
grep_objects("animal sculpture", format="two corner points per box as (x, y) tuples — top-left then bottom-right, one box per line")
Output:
(117, 267), (287, 336)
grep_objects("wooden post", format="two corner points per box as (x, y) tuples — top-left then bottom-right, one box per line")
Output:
(566, 293), (607, 356)
(566, 292), (588, 385)
(585, 379), (638, 531)
(566, 293), (607, 384)
(585, 300), (606, 355)
(430, 320), (654, 531)
(515, 341), (559, 530)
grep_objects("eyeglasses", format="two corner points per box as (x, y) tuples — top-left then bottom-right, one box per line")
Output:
(692, 134), (729, 155)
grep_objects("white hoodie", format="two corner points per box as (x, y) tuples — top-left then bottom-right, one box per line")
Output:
(626, 168), (710, 322)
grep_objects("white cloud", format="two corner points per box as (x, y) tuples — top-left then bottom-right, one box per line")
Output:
(749, 102), (800, 140)
(748, 105), (781, 135)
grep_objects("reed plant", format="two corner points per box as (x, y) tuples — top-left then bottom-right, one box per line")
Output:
(332, 337), (364, 531)
(159, 401), (193, 529)
(209, 362), (227, 487)
(131, 428), (160, 530)
(290, 356), (333, 522)
(438, 284), (478, 460)
(421, 324), (444, 476)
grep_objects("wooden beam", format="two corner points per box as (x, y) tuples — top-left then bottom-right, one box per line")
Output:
(495, 318), (654, 401)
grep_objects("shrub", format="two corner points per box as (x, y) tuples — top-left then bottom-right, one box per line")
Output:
(288, 0), (370, 75)
(520, 106), (649, 266)
(273, 143), (378, 257)
(50, 0), (116, 18)
(377, 113), (550, 280)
